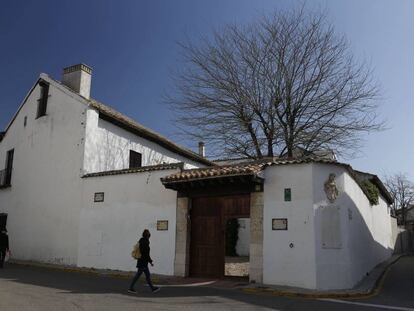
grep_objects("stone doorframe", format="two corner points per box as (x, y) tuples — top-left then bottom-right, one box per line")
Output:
(173, 192), (264, 283)
(174, 197), (191, 277)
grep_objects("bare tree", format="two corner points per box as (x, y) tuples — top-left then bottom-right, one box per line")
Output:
(169, 7), (383, 159)
(385, 173), (414, 225)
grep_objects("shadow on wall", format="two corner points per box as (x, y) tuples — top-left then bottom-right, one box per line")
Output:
(84, 118), (171, 173)
(314, 189), (399, 290)
(83, 121), (127, 172)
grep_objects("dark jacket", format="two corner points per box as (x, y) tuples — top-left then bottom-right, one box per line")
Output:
(137, 237), (152, 267)
(0, 231), (9, 251)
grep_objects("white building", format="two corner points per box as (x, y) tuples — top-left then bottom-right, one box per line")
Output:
(0, 64), (398, 290)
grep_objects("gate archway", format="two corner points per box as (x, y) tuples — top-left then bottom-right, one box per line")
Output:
(190, 195), (250, 278)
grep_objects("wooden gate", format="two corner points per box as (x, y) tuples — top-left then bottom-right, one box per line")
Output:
(190, 195), (250, 278)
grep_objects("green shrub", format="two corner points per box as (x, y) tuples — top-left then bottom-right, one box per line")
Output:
(362, 180), (379, 205)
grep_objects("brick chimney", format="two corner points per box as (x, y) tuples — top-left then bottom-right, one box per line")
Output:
(62, 64), (92, 99)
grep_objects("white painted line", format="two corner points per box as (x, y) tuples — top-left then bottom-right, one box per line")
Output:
(150, 281), (217, 288)
(319, 299), (414, 311)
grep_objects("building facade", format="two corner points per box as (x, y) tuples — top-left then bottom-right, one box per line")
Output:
(0, 64), (398, 290)
(0, 64), (209, 270)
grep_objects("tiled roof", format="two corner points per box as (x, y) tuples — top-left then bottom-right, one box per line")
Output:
(82, 163), (183, 178)
(161, 157), (393, 205)
(161, 160), (270, 183)
(88, 99), (213, 166)
(161, 157), (338, 184)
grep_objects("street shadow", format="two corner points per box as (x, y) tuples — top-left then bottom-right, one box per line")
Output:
(0, 264), (313, 310)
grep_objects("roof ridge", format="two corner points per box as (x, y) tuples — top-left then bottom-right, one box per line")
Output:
(89, 99), (161, 138)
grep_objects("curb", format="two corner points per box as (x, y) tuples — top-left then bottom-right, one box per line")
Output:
(241, 254), (404, 299)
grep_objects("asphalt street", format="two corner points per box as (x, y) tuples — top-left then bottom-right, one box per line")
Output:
(0, 256), (413, 311)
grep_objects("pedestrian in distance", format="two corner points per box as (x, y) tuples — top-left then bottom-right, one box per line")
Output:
(0, 227), (10, 269)
(128, 229), (160, 293)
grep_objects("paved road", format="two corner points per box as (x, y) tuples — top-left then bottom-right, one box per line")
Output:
(0, 256), (413, 311)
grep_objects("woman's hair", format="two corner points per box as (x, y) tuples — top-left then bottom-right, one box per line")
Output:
(142, 229), (150, 238)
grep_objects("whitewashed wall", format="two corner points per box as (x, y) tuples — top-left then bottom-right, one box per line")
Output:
(313, 163), (394, 290)
(0, 75), (87, 265)
(78, 169), (180, 275)
(262, 162), (394, 290)
(83, 109), (203, 174)
(0, 73), (205, 270)
(263, 164), (317, 289)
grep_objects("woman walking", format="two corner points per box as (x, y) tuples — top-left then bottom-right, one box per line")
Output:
(128, 229), (159, 293)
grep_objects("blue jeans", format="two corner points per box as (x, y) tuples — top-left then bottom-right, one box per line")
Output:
(129, 265), (155, 290)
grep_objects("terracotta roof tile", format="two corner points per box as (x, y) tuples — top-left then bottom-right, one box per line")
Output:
(161, 157), (337, 184)
(82, 163), (183, 178)
(161, 160), (271, 183)
(161, 156), (393, 206)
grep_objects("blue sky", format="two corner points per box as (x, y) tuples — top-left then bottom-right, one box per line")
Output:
(0, 0), (413, 179)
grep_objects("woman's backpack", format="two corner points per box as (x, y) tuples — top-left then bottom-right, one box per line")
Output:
(131, 242), (141, 260)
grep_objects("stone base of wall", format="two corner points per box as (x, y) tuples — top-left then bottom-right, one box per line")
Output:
(249, 192), (264, 283)
(174, 197), (190, 276)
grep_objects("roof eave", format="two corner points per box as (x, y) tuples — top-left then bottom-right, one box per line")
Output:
(162, 173), (264, 191)
(353, 169), (394, 205)
(83, 163), (184, 178)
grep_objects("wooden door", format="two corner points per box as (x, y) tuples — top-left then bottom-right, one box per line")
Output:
(189, 195), (250, 278)
(190, 197), (223, 278)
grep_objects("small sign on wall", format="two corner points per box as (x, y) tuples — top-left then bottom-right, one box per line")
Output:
(157, 220), (168, 231)
(94, 192), (104, 202)
(272, 218), (288, 230)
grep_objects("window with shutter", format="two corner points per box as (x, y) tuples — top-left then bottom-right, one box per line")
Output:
(129, 150), (142, 168)
(4, 149), (14, 186)
(36, 81), (49, 118)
